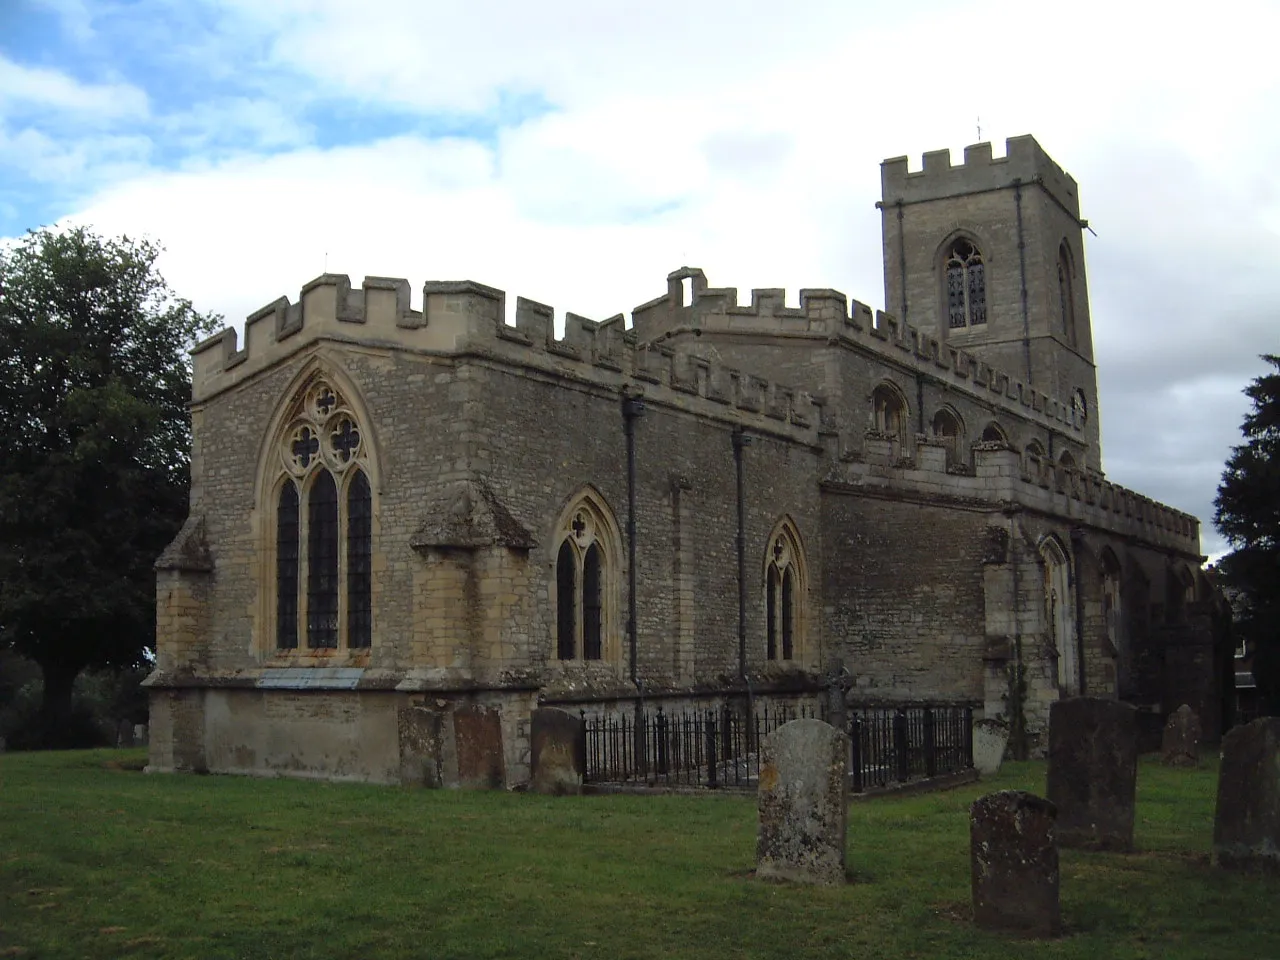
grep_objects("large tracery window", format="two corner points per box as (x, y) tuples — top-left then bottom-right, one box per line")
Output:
(554, 493), (619, 663)
(765, 520), (806, 662)
(272, 377), (373, 652)
(945, 238), (987, 328)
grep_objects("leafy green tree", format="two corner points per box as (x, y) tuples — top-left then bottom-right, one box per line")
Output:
(1215, 354), (1280, 717)
(0, 226), (218, 741)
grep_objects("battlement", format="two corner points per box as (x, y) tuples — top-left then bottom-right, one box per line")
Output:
(190, 272), (827, 443)
(831, 439), (1201, 556)
(880, 135), (1080, 216)
(629, 268), (1085, 438)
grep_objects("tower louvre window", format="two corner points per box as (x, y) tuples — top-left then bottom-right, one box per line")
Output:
(945, 238), (987, 328)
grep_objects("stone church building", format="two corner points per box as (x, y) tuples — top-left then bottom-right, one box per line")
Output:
(146, 135), (1231, 786)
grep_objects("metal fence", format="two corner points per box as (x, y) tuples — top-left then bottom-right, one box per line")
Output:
(581, 701), (973, 792)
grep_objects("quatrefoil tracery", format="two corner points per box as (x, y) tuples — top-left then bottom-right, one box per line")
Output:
(282, 379), (364, 477)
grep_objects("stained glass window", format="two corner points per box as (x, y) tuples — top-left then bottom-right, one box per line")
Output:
(346, 470), (372, 648)
(276, 482), (299, 649)
(307, 470), (339, 648)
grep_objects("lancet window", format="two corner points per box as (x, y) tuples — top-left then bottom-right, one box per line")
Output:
(765, 520), (806, 662)
(1058, 243), (1076, 346)
(1041, 536), (1078, 696)
(272, 377), (372, 651)
(554, 493), (619, 662)
(931, 407), (964, 467)
(945, 238), (987, 328)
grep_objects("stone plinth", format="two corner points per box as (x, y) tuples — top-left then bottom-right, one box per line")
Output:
(530, 707), (585, 795)
(756, 719), (849, 885)
(973, 718), (1010, 776)
(1214, 717), (1280, 873)
(1160, 704), (1201, 767)
(1045, 697), (1137, 851)
(970, 790), (1060, 937)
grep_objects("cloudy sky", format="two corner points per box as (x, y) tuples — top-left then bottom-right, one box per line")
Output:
(2, 0), (1277, 558)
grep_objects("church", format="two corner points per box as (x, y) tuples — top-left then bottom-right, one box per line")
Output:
(145, 135), (1231, 786)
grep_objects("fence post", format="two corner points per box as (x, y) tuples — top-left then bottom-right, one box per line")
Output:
(655, 705), (668, 777)
(705, 712), (718, 789)
(923, 706), (936, 778)
(893, 707), (909, 782)
(964, 705), (974, 768)
(850, 713), (863, 794)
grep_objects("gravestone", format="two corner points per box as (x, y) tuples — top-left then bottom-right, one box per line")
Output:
(116, 719), (134, 748)
(970, 790), (1060, 937)
(824, 659), (851, 736)
(530, 707), (585, 795)
(133, 724), (149, 748)
(756, 718), (849, 885)
(973, 718), (1010, 776)
(1160, 704), (1200, 767)
(1213, 717), (1280, 873)
(454, 703), (506, 789)
(1045, 697), (1138, 850)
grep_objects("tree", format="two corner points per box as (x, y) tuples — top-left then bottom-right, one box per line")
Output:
(0, 226), (219, 741)
(1214, 354), (1280, 717)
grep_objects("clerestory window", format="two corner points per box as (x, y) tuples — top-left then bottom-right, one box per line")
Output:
(945, 238), (987, 329)
(273, 378), (373, 651)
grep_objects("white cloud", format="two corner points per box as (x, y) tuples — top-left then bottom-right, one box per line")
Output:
(0, 54), (148, 121)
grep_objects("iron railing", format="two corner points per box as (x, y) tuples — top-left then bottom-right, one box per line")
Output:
(580, 701), (973, 791)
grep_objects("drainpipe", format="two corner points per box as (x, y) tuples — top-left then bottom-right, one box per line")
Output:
(622, 394), (646, 690)
(733, 427), (755, 727)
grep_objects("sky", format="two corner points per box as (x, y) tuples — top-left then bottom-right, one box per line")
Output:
(2, 0), (1277, 560)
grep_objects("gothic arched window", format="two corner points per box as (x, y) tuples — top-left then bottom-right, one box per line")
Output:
(980, 422), (1008, 446)
(945, 238), (987, 329)
(931, 407), (964, 467)
(553, 492), (620, 663)
(1041, 536), (1078, 696)
(1058, 243), (1076, 346)
(271, 376), (374, 652)
(764, 519), (806, 663)
(871, 382), (908, 437)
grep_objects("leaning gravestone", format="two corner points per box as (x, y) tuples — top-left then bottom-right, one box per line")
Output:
(756, 718), (849, 885)
(1045, 697), (1138, 850)
(970, 790), (1060, 937)
(973, 718), (1011, 776)
(1213, 717), (1280, 873)
(530, 707), (585, 795)
(1160, 704), (1200, 767)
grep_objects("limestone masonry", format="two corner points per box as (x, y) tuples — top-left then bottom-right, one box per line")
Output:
(146, 135), (1233, 786)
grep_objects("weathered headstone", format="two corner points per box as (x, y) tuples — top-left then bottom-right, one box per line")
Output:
(1160, 704), (1200, 767)
(530, 707), (585, 795)
(132, 723), (149, 748)
(970, 790), (1060, 937)
(116, 719), (134, 749)
(1213, 717), (1280, 873)
(756, 718), (849, 885)
(453, 703), (506, 789)
(1045, 697), (1138, 850)
(973, 718), (1010, 776)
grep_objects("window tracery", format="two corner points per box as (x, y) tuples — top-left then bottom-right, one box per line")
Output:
(272, 377), (372, 652)
(945, 238), (987, 328)
(554, 495), (619, 663)
(765, 521), (806, 662)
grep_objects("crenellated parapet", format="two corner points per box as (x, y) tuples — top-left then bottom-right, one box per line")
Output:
(628, 267), (1086, 438)
(880, 135), (1080, 216)
(825, 438), (1201, 556)
(190, 272), (827, 444)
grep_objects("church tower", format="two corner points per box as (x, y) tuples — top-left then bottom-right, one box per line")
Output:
(879, 136), (1101, 471)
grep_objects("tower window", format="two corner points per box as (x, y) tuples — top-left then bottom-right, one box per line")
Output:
(1058, 243), (1077, 346)
(945, 238), (987, 328)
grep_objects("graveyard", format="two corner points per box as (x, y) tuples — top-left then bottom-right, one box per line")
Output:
(2, 745), (1277, 960)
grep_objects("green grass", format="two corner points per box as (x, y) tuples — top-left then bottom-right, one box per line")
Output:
(1, 750), (1276, 959)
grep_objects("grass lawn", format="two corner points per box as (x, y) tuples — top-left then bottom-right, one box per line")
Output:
(1, 750), (1277, 959)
